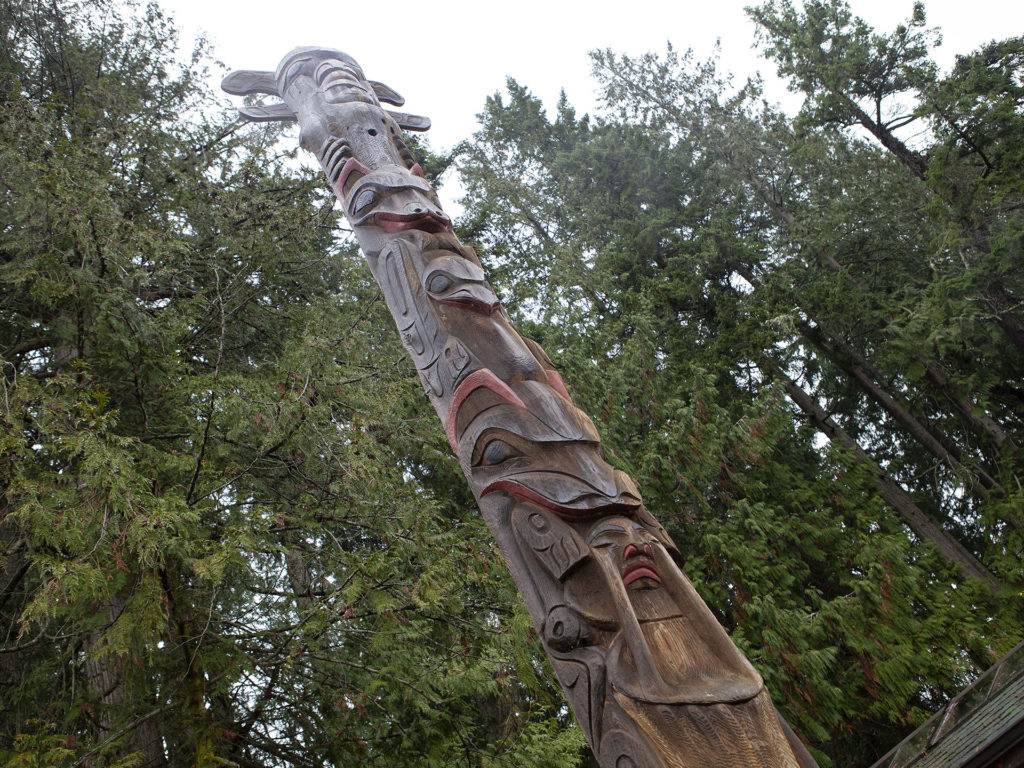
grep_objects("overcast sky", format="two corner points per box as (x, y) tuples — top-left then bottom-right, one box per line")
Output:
(161, 0), (1022, 154)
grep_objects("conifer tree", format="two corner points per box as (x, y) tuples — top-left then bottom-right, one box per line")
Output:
(455, 7), (1023, 762)
(0, 2), (581, 765)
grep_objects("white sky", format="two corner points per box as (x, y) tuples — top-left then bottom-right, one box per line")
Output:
(161, 0), (1023, 155)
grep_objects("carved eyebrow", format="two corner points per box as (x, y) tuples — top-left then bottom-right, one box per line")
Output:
(314, 61), (336, 82)
(281, 57), (312, 93)
(336, 158), (373, 195)
(588, 524), (625, 542)
(315, 59), (360, 84)
(445, 368), (527, 451)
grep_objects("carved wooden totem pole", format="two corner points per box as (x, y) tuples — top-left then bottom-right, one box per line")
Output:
(223, 49), (817, 768)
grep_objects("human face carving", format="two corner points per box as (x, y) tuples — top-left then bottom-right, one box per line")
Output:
(587, 517), (662, 589)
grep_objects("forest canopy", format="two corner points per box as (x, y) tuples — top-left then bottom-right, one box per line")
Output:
(1, 1), (1021, 766)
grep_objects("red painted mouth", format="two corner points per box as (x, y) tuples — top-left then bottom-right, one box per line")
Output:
(622, 557), (661, 585)
(374, 211), (452, 233)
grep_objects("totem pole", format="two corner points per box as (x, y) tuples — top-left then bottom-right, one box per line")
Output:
(223, 48), (817, 768)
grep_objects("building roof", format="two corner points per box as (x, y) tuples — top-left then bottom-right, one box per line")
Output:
(871, 640), (1024, 768)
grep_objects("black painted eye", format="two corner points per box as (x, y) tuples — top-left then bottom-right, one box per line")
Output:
(481, 439), (515, 466)
(427, 274), (452, 293)
(353, 188), (376, 213)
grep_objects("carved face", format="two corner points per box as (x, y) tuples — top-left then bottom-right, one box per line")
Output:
(346, 167), (450, 233)
(587, 516), (662, 590)
(422, 254), (500, 316)
(271, 48), (414, 172)
(277, 48), (377, 106)
(454, 376), (641, 519)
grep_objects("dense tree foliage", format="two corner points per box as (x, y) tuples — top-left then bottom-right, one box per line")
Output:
(0, 1), (579, 765)
(456, 2), (1023, 765)
(2, 0), (1021, 766)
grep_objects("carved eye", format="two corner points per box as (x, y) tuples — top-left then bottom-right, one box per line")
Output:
(427, 274), (452, 293)
(481, 439), (517, 466)
(588, 523), (626, 548)
(353, 188), (376, 213)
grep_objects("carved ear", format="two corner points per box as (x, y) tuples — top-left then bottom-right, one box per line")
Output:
(222, 70), (279, 96)
(237, 103), (298, 123)
(368, 80), (405, 106)
(386, 110), (431, 132)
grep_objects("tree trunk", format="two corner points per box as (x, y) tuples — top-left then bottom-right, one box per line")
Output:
(733, 142), (1021, 462)
(924, 360), (1017, 453)
(846, 100), (929, 180)
(731, 260), (1003, 502)
(0, 520), (29, 717)
(797, 320), (1001, 497)
(779, 375), (1001, 593)
(83, 597), (167, 766)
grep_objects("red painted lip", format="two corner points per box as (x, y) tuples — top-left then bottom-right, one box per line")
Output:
(374, 211), (451, 233)
(622, 558), (661, 585)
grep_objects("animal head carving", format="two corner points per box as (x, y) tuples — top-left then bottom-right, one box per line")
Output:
(222, 47), (430, 132)
(344, 166), (450, 233)
(450, 373), (642, 519)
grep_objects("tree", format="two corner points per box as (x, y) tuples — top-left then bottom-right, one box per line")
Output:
(455, 7), (1023, 761)
(0, 2), (581, 765)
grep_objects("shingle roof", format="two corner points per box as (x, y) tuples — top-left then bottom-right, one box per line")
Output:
(871, 640), (1024, 768)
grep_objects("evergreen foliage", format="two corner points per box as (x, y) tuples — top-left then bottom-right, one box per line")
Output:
(2, 0), (1022, 766)
(0, 1), (580, 765)
(455, 3), (1023, 765)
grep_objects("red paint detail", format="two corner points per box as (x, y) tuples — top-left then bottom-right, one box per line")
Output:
(373, 210), (452, 234)
(623, 543), (660, 584)
(439, 297), (501, 316)
(623, 564), (662, 585)
(410, 162), (425, 178)
(480, 479), (639, 521)
(336, 157), (372, 197)
(481, 480), (600, 520)
(545, 368), (572, 402)
(446, 369), (527, 451)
